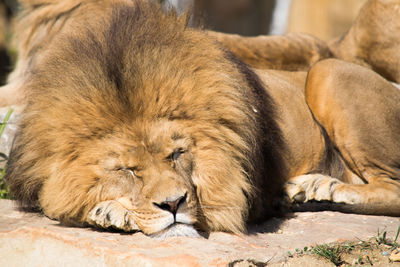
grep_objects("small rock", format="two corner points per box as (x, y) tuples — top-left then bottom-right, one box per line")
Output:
(382, 251), (390, 256)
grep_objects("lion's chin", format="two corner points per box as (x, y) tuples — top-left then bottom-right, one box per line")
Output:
(150, 223), (201, 239)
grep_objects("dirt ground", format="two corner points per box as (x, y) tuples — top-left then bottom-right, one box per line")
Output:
(232, 240), (400, 267)
(282, 246), (400, 266)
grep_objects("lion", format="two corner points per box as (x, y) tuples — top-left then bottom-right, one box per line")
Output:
(4, 0), (400, 238)
(207, 0), (400, 84)
(329, 0), (400, 84)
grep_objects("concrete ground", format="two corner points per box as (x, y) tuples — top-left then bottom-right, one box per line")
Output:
(0, 199), (399, 266)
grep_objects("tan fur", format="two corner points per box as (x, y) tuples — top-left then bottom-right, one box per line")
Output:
(286, 0), (367, 41)
(210, 0), (400, 84)
(296, 59), (400, 215)
(4, 0), (400, 238)
(0, 0), (86, 106)
(207, 31), (333, 71)
(5, 0), (286, 236)
(330, 0), (400, 83)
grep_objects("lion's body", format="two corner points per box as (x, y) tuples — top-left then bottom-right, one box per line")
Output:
(3, 0), (400, 236)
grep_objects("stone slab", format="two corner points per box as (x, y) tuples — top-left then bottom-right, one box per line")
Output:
(0, 199), (399, 266)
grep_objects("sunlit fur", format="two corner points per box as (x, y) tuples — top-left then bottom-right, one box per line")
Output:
(5, 0), (285, 234)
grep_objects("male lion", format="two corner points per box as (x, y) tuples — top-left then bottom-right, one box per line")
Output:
(4, 0), (400, 237)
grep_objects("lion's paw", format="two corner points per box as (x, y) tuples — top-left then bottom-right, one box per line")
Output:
(87, 200), (139, 232)
(285, 174), (343, 203)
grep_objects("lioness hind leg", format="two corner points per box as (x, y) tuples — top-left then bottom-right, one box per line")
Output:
(87, 200), (139, 232)
(302, 59), (400, 216)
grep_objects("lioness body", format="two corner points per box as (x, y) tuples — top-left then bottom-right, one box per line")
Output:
(4, 0), (400, 237)
(262, 65), (400, 216)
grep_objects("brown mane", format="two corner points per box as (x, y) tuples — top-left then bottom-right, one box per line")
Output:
(6, 0), (286, 233)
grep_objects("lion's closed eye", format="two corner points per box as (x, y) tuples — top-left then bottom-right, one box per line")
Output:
(167, 148), (185, 162)
(117, 167), (141, 178)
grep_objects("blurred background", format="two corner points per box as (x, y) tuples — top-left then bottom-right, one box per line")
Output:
(163, 0), (368, 39)
(0, 0), (368, 85)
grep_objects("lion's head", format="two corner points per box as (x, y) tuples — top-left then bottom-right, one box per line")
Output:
(6, 0), (286, 236)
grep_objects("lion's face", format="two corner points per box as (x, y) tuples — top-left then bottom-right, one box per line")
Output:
(86, 119), (202, 235)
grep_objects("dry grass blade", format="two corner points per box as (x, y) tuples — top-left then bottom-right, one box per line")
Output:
(310, 244), (344, 266)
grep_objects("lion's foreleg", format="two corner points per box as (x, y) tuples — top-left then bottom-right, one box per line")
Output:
(285, 174), (342, 203)
(285, 174), (400, 216)
(290, 59), (400, 216)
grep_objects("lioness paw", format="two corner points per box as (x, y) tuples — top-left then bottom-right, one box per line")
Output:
(87, 200), (139, 232)
(285, 174), (343, 203)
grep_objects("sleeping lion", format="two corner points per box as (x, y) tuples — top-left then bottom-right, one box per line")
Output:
(3, 0), (400, 238)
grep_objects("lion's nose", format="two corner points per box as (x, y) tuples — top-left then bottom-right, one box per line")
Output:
(153, 193), (187, 215)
